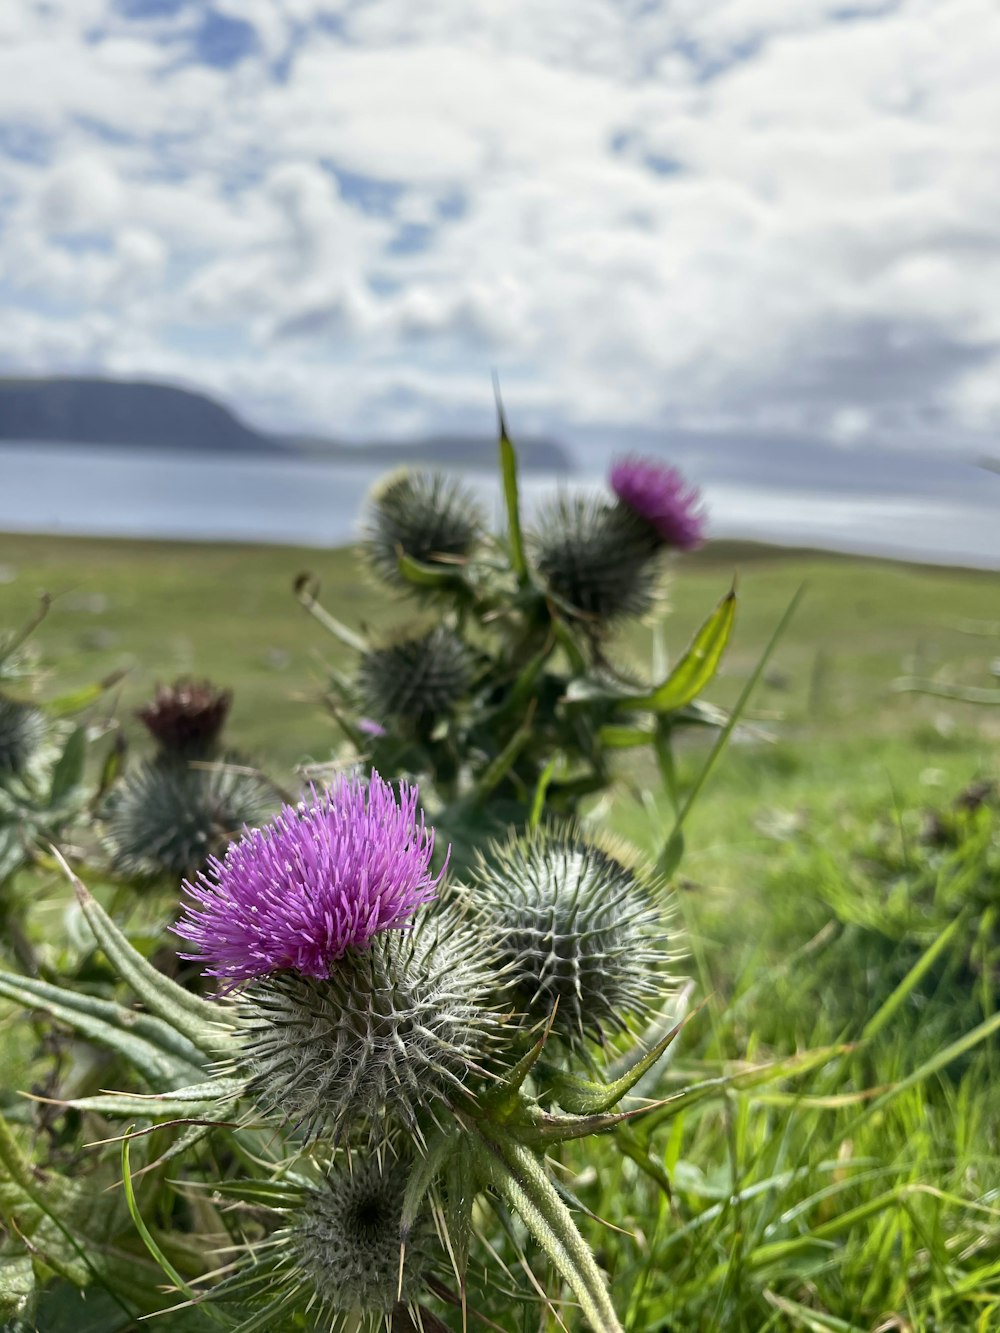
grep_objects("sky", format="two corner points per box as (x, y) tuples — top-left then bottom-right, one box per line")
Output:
(1, 0), (998, 453)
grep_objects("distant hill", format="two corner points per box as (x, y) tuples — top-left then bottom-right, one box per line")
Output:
(0, 376), (271, 452)
(0, 376), (571, 472)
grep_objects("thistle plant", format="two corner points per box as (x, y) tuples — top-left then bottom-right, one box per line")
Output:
(0, 406), (772, 1332)
(101, 677), (275, 884)
(297, 406), (733, 878)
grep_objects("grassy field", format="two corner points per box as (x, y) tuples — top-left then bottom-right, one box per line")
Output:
(3, 528), (997, 889)
(3, 528), (1000, 1331)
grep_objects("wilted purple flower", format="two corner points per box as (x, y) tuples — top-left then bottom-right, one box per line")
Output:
(175, 773), (443, 982)
(610, 456), (706, 550)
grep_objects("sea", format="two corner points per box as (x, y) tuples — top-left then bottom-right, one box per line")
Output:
(2, 438), (999, 570)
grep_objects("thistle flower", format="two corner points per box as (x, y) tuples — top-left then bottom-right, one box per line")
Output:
(175, 774), (443, 982)
(610, 456), (706, 550)
(136, 678), (232, 756)
(530, 494), (663, 624)
(356, 626), (472, 732)
(102, 755), (274, 882)
(469, 825), (676, 1048)
(365, 468), (484, 590)
(239, 906), (501, 1143)
(0, 693), (47, 777)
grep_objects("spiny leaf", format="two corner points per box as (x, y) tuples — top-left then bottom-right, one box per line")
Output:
(48, 725), (87, 805)
(551, 1011), (690, 1115)
(59, 854), (233, 1053)
(0, 972), (206, 1089)
(47, 668), (128, 718)
(495, 377), (528, 584)
(619, 587), (737, 715)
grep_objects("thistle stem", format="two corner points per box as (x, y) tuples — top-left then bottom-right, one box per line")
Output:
(472, 1124), (624, 1333)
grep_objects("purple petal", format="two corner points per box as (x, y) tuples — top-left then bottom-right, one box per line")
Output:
(610, 456), (706, 550)
(174, 772), (444, 982)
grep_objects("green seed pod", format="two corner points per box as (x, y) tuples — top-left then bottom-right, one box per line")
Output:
(469, 824), (675, 1049)
(135, 678), (233, 757)
(364, 468), (484, 591)
(102, 754), (274, 882)
(530, 494), (663, 624)
(0, 693), (47, 778)
(356, 625), (472, 732)
(239, 907), (502, 1145)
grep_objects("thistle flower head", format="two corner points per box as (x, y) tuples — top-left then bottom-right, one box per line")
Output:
(530, 494), (663, 624)
(356, 625), (472, 731)
(290, 1156), (435, 1324)
(136, 677), (232, 756)
(0, 693), (47, 777)
(365, 468), (484, 590)
(102, 754), (273, 882)
(610, 456), (706, 550)
(220, 1154), (438, 1332)
(469, 824), (676, 1048)
(239, 907), (501, 1143)
(175, 773), (443, 983)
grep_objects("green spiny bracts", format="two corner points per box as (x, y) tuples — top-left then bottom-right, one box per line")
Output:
(289, 1155), (437, 1327)
(101, 754), (275, 882)
(364, 467), (484, 591)
(198, 1155), (439, 1332)
(238, 906), (504, 1145)
(356, 625), (473, 732)
(530, 493), (665, 625)
(135, 677), (233, 757)
(0, 693), (47, 778)
(469, 824), (676, 1049)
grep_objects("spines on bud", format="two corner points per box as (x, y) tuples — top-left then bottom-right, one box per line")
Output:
(364, 468), (484, 591)
(469, 825), (676, 1049)
(238, 907), (502, 1144)
(530, 494), (664, 625)
(356, 625), (473, 733)
(0, 693), (47, 778)
(290, 1155), (435, 1324)
(102, 754), (274, 882)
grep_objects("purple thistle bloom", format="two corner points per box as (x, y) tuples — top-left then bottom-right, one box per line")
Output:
(357, 717), (388, 738)
(174, 773), (443, 982)
(610, 456), (707, 550)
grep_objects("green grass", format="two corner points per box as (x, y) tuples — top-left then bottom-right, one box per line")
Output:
(3, 529), (1000, 1331)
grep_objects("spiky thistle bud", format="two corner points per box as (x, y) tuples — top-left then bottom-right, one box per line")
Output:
(469, 825), (676, 1049)
(364, 468), (484, 590)
(289, 1155), (436, 1327)
(530, 494), (665, 625)
(218, 1154), (438, 1333)
(135, 678), (232, 756)
(610, 455), (706, 551)
(239, 907), (501, 1144)
(0, 693), (47, 778)
(102, 755), (274, 882)
(356, 625), (472, 733)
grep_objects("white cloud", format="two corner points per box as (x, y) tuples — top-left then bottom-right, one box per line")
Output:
(0, 0), (998, 448)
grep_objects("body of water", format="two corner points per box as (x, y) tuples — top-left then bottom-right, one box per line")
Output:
(2, 440), (999, 569)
